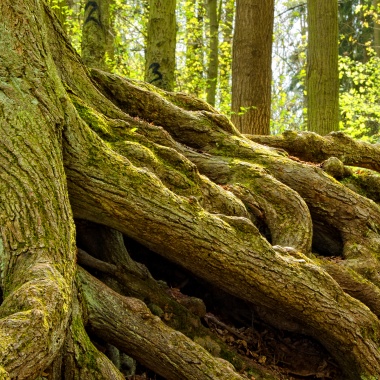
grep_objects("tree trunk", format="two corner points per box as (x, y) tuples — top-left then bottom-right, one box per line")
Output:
(2, 1), (380, 379)
(145, 0), (177, 91)
(218, 0), (234, 114)
(81, 0), (115, 70)
(306, 0), (339, 134)
(206, 0), (219, 106)
(231, 0), (274, 135)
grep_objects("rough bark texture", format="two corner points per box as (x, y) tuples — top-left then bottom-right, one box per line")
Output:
(306, 0), (339, 134)
(0, 1), (76, 378)
(81, 0), (115, 70)
(2, 2), (380, 380)
(231, 0), (274, 134)
(145, 0), (177, 91)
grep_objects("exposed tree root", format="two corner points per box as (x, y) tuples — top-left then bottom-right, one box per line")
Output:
(2, 3), (380, 379)
(78, 268), (244, 380)
(247, 130), (380, 171)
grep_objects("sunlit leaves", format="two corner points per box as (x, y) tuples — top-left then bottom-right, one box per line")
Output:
(339, 54), (380, 142)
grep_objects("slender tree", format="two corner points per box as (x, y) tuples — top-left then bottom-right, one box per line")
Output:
(218, 0), (234, 114)
(145, 0), (176, 91)
(231, 0), (275, 135)
(306, 0), (339, 134)
(81, 0), (115, 70)
(206, 0), (219, 106)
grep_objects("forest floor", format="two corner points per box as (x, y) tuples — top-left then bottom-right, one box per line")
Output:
(123, 239), (343, 380)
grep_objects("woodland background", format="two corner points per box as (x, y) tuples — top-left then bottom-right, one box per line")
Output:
(52, 0), (380, 139)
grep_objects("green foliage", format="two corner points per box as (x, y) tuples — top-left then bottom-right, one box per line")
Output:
(111, 0), (148, 79)
(337, 0), (380, 143)
(273, 0), (380, 140)
(271, 0), (307, 133)
(339, 0), (379, 60)
(216, 0), (234, 115)
(47, 0), (84, 52)
(231, 105), (257, 117)
(56, 0), (380, 141)
(339, 54), (380, 142)
(176, 0), (207, 98)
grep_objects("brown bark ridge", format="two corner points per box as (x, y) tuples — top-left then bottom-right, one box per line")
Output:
(1, 1), (380, 379)
(306, 0), (339, 134)
(90, 69), (380, 378)
(0, 1), (76, 378)
(231, 0), (274, 135)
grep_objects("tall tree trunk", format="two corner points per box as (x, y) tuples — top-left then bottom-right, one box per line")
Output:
(81, 0), (115, 70)
(306, 0), (339, 135)
(0, 1), (77, 377)
(206, 0), (219, 106)
(218, 0), (234, 114)
(145, 0), (177, 91)
(231, 0), (274, 135)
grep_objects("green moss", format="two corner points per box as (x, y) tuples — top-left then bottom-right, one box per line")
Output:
(70, 96), (115, 141)
(147, 303), (164, 317)
(340, 168), (380, 203)
(220, 348), (243, 371)
(194, 336), (221, 356)
(71, 316), (99, 370)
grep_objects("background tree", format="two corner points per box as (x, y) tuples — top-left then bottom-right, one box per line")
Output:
(206, 0), (219, 106)
(306, 0), (339, 134)
(176, 0), (207, 97)
(111, 0), (148, 79)
(81, 0), (115, 70)
(271, 0), (308, 133)
(4, 1), (380, 379)
(231, 0), (275, 134)
(144, 0), (177, 91)
(217, 0), (234, 114)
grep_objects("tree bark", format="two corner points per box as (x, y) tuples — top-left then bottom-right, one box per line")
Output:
(79, 268), (243, 380)
(81, 0), (115, 70)
(0, 1), (76, 377)
(231, 0), (274, 135)
(217, 0), (234, 113)
(306, 0), (339, 134)
(145, 0), (177, 91)
(206, 0), (219, 106)
(184, 0), (206, 98)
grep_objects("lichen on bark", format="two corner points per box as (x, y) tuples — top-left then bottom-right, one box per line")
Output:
(1, 2), (380, 380)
